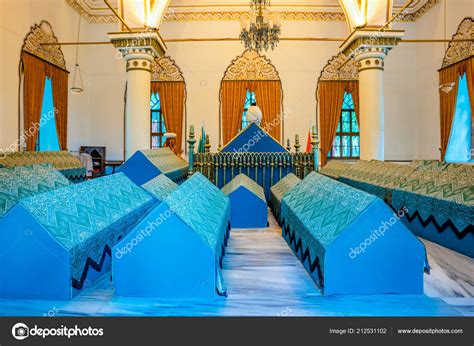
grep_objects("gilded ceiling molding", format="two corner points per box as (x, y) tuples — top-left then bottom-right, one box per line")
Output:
(318, 52), (358, 82)
(151, 56), (185, 82)
(441, 17), (473, 69)
(21, 20), (67, 70)
(65, 0), (437, 24)
(222, 49), (280, 81)
(396, 0), (439, 21)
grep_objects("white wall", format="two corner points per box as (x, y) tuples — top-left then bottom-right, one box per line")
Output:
(1, 0), (472, 161)
(0, 0), (89, 154)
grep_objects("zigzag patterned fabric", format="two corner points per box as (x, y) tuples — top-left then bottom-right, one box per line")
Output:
(411, 160), (450, 173)
(222, 173), (266, 202)
(164, 172), (230, 255)
(19, 173), (155, 283)
(0, 163), (71, 218)
(142, 174), (178, 202)
(140, 148), (188, 182)
(281, 172), (376, 270)
(339, 160), (417, 201)
(319, 160), (351, 179)
(270, 173), (301, 219)
(392, 171), (474, 231)
(0, 151), (86, 183)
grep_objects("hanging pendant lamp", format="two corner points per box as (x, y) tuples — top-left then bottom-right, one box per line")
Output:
(71, 16), (84, 94)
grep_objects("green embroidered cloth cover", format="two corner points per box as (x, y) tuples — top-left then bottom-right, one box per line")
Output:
(222, 173), (266, 202)
(270, 173), (301, 211)
(392, 171), (474, 231)
(0, 151), (86, 183)
(19, 173), (155, 282)
(140, 148), (188, 181)
(319, 160), (351, 179)
(339, 161), (416, 200)
(164, 173), (230, 255)
(281, 172), (376, 268)
(0, 164), (71, 218)
(142, 174), (178, 202)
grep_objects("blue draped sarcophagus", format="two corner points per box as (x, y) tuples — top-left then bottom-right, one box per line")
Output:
(113, 173), (231, 298)
(281, 172), (425, 295)
(269, 173), (301, 223)
(0, 173), (155, 300)
(118, 147), (188, 186)
(222, 173), (267, 228)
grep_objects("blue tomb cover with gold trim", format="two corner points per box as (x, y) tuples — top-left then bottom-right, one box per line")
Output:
(142, 174), (179, 203)
(13, 173), (155, 284)
(0, 163), (71, 219)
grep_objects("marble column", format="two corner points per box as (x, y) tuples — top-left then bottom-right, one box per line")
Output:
(341, 31), (404, 161)
(108, 32), (166, 159)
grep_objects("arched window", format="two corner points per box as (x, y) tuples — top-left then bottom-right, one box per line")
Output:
(328, 92), (360, 159)
(150, 92), (167, 149)
(241, 90), (257, 130)
(445, 73), (472, 162)
(35, 77), (60, 151)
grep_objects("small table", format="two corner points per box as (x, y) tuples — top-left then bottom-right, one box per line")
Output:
(105, 160), (124, 174)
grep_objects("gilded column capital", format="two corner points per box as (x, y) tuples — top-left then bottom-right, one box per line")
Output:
(108, 31), (167, 70)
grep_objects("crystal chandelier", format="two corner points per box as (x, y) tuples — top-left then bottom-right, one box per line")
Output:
(240, 0), (281, 52)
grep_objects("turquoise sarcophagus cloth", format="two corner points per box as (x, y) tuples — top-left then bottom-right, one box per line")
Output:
(269, 173), (301, 223)
(0, 163), (71, 219)
(0, 151), (87, 183)
(141, 174), (179, 204)
(222, 173), (267, 228)
(280, 172), (425, 295)
(392, 171), (474, 257)
(113, 172), (231, 298)
(117, 147), (188, 186)
(0, 173), (155, 300)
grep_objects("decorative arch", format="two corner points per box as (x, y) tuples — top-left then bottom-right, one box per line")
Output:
(441, 17), (473, 69)
(21, 20), (67, 70)
(438, 17), (473, 160)
(222, 49), (280, 81)
(19, 20), (69, 152)
(150, 56), (187, 155)
(316, 52), (360, 166)
(151, 56), (185, 82)
(220, 49), (283, 146)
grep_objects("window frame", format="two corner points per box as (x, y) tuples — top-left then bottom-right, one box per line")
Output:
(150, 92), (166, 149)
(328, 92), (360, 160)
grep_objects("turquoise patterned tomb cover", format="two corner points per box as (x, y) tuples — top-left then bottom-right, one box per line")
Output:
(142, 174), (179, 202)
(222, 173), (266, 202)
(0, 163), (71, 219)
(164, 172), (230, 255)
(281, 172), (377, 269)
(19, 173), (155, 282)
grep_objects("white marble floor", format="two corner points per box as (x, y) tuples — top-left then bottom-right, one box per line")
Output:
(0, 210), (471, 317)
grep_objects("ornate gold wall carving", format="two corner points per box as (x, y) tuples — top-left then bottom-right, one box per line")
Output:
(441, 17), (473, 69)
(21, 20), (66, 70)
(318, 52), (358, 82)
(151, 56), (185, 81)
(222, 49), (280, 81)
